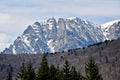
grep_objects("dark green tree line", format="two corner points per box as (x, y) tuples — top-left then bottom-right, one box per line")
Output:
(16, 61), (35, 80)
(15, 55), (103, 80)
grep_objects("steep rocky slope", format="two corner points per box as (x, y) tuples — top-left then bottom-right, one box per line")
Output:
(101, 19), (120, 40)
(2, 17), (106, 54)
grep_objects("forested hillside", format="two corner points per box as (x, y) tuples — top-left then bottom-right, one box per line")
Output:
(0, 39), (120, 80)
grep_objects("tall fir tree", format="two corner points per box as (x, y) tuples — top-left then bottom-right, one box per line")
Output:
(26, 62), (35, 80)
(16, 62), (26, 80)
(49, 64), (59, 80)
(55, 65), (63, 80)
(36, 54), (49, 80)
(62, 60), (71, 80)
(85, 57), (103, 80)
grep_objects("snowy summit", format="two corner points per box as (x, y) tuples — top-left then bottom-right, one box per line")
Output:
(2, 17), (120, 54)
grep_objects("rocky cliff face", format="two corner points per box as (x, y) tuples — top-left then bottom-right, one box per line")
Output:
(3, 17), (120, 54)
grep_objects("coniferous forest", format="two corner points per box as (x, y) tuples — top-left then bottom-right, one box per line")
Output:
(8, 54), (102, 80)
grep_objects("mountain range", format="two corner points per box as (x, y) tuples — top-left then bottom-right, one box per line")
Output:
(2, 17), (120, 54)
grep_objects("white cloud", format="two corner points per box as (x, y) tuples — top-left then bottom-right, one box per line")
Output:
(0, 13), (34, 35)
(0, 13), (13, 24)
(1, 0), (120, 17)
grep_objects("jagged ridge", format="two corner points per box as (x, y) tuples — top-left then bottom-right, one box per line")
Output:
(101, 19), (120, 40)
(2, 17), (120, 54)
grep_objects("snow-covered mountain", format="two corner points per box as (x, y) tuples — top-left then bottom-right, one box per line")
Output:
(2, 17), (120, 54)
(101, 19), (120, 40)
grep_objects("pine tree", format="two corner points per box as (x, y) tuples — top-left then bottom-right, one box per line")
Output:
(26, 62), (35, 80)
(16, 62), (26, 80)
(49, 65), (59, 80)
(36, 54), (49, 80)
(62, 60), (71, 80)
(56, 65), (63, 80)
(85, 57), (103, 80)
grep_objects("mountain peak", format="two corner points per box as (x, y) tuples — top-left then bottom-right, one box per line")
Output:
(34, 21), (41, 26)
(101, 19), (120, 40)
(2, 17), (120, 54)
(102, 19), (120, 28)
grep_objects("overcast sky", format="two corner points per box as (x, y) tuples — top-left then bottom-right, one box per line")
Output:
(0, 0), (120, 51)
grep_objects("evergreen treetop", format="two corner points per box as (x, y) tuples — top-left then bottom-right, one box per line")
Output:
(85, 57), (103, 80)
(36, 54), (49, 80)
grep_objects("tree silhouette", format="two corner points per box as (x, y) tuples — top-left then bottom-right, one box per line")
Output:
(62, 60), (71, 80)
(16, 62), (26, 80)
(36, 54), (49, 80)
(26, 62), (35, 80)
(85, 57), (103, 80)
(49, 64), (60, 80)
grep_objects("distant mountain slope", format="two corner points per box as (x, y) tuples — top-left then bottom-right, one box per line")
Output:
(0, 39), (120, 80)
(2, 17), (106, 54)
(101, 19), (120, 40)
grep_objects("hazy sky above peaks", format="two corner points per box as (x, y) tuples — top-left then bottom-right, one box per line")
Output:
(0, 0), (120, 51)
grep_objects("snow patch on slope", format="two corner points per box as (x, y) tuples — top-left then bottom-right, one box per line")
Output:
(101, 19), (120, 40)
(2, 17), (107, 54)
(12, 45), (16, 54)
(102, 19), (120, 28)
(47, 39), (55, 53)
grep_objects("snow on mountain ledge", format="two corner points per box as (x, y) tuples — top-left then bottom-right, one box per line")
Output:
(2, 17), (110, 54)
(102, 19), (120, 29)
(101, 19), (120, 40)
